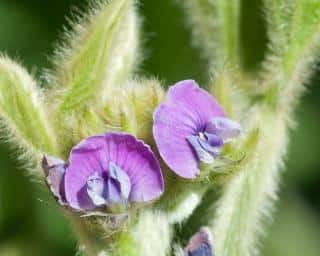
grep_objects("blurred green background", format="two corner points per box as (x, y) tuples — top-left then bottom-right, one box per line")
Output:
(0, 0), (319, 255)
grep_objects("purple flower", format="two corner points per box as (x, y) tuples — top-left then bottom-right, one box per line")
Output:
(184, 227), (213, 256)
(42, 132), (164, 212)
(153, 80), (241, 179)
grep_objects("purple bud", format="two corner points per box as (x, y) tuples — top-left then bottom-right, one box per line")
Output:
(153, 80), (241, 179)
(42, 132), (164, 213)
(187, 135), (221, 164)
(86, 172), (107, 206)
(184, 228), (213, 256)
(107, 162), (131, 203)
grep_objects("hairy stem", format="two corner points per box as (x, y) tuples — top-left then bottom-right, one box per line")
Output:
(263, 0), (320, 100)
(212, 104), (288, 256)
(178, 0), (241, 69)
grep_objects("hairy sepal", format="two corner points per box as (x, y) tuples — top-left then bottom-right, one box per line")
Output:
(47, 0), (140, 144)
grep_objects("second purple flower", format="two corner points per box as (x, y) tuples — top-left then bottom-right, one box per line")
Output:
(153, 80), (241, 179)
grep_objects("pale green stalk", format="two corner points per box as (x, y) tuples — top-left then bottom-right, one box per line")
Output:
(178, 0), (241, 69)
(177, 0), (218, 65)
(273, 0), (320, 110)
(216, 0), (241, 68)
(212, 105), (288, 256)
(263, 0), (320, 99)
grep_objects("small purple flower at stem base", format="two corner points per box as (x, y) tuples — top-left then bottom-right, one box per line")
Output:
(153, 80), (241, 179)
(184, 227), (214, 256)
(42, 132), (164, 213)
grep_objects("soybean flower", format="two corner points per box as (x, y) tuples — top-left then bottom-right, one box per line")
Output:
(42, 132), (164, 213)
(153, 80), (241, 179)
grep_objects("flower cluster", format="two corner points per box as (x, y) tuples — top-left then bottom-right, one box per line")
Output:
(43, 80), (241, 213)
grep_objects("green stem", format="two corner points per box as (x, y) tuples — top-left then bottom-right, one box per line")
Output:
(211, 104), (288, 255)
(178, 0), (241, 69)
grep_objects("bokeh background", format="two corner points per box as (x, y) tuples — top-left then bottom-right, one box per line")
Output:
(0, 0), (319, 255)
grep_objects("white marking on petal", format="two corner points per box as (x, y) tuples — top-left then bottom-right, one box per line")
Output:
(86, 172), (107, 206)
(109, 162), (131, 199)
(187, 136), (215, 164)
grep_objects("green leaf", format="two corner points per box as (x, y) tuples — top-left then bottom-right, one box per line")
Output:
(0, 57), (57, 167)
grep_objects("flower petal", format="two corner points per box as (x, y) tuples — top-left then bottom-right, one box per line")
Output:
(108, 162), (131, 201)
(205, 117), (241, 142)
(187, 136), (215, 164)
(110, 133), (163, 202)
(86, 172), (107, 206)
(204, 133), (224, 148)
(65, 135), (108, 210)
(199, 135), (223, 156)
(153, 103), (200, 178)
(167, 80), (225, 124)
(106, 179), (123, 205)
